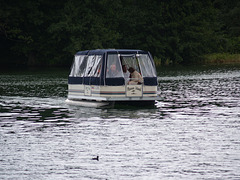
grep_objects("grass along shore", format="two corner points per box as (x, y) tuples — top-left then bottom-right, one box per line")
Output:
(202, 53), (240, 65)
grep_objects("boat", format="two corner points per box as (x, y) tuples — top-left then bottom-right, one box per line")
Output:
(66, 49), (160, 107)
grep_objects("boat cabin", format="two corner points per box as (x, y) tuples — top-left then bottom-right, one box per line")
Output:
(66, 49), (159, 107)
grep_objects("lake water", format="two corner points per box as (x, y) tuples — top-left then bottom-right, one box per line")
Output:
(0, 65), (240, 179)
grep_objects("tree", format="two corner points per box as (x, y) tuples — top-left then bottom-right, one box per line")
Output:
(214, 0), (240, 53)
(0, 0), (66, 66)
(0, 0), (239, 67)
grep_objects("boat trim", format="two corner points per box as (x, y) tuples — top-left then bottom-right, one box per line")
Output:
(67, 95), (161, 102)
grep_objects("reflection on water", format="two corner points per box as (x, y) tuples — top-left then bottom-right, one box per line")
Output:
(0, 66), (240, 179)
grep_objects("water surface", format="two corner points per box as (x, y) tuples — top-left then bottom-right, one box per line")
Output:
(0, 66), (240, 179)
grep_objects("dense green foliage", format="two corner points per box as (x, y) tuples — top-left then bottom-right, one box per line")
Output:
(0, 0), (239, 66)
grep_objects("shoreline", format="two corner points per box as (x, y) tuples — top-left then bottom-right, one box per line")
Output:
(201, 53), (240, 65)
(154, 53), (240, 66)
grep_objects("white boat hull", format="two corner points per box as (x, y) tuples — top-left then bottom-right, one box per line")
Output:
(65, 99), (111, 108)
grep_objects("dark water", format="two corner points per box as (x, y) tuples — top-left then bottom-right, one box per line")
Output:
(0, 66), (240, 179)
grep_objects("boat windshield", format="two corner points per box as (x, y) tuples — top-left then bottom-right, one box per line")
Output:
(70, 52), (156, 78)
(137, 54), (157, 77)
(120, 54), (156, 77)
(121, 55), (141, 73)
(106, 54), (124, 78)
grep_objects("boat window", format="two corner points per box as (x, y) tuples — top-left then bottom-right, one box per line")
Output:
(78, 56), (88, 77)
(69, 56), (78, 76)
(84, 55), (95, 77)
(120, 55), (140, 73)
(137, 54), (157, 77)
(69, 55), (86, 77)
(106, 54), (124, 78)
(88, 55), (102, 77)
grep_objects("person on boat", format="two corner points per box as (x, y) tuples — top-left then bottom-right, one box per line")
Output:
(128, 67), (143, 85)
(122, 64), (130, 83)
(107, 64), (121, 77)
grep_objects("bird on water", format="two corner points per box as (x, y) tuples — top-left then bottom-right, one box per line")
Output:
(92, 156), (99, 161)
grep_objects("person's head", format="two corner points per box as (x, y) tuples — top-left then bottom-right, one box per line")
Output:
(128, 67), (135, 73)
(110, 64), (116, 71)
(122, 65), (127, 73)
